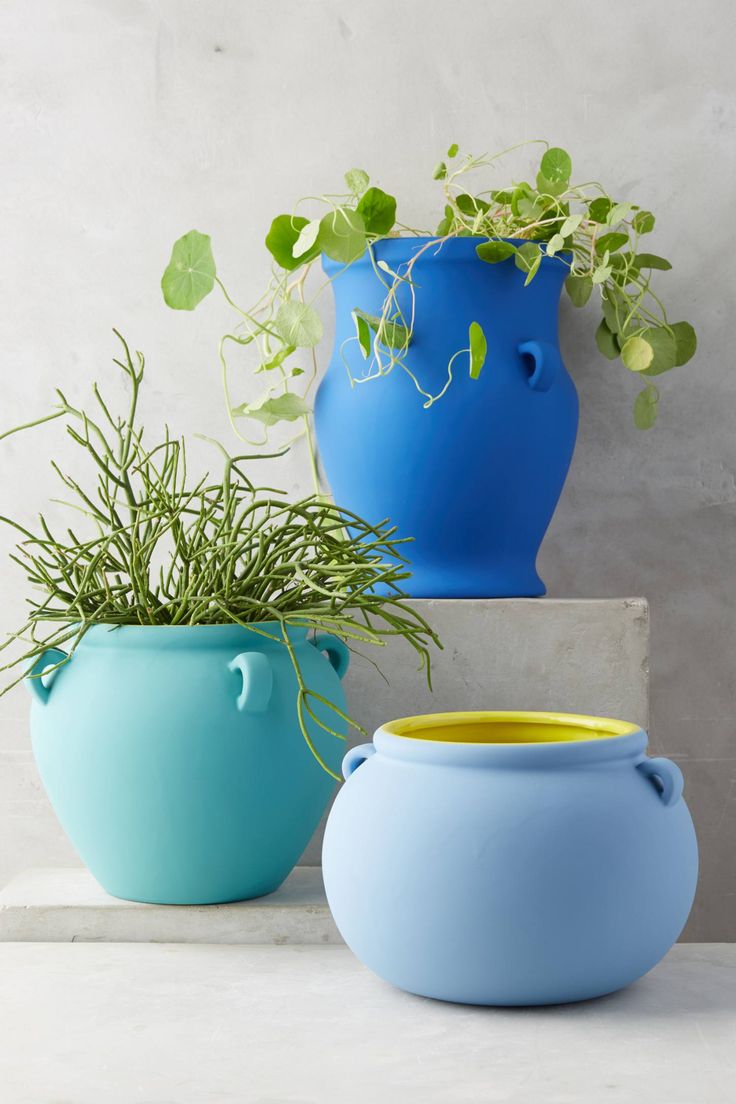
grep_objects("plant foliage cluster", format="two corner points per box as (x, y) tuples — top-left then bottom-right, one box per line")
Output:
(0, 334), (439, 778)
(163, 141), (695, 442)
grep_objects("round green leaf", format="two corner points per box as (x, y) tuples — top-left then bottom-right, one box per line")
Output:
(634, 253), (672, 271)
(476, 240), (516, 264)
(546, 233), (565, 256)
(275, 301), (324, 348)
(356, 187), (396, 236)
(634, 385), (659, 429)
(352, 310), (372, 359)
(319, 208), (366, 263)
(265, 215), (319, 271)
(161, 231), (216, 311)
(353, 309), (409, 351)
(606, 202), (633, 226)
(601, 288), (627, 334)
(565, 274), (593, 307)
(293, 219), (321, 259)
(447, 142), (459, 158)
(621, 335), (654, 372)
(639, 326), (677, 376)
(468, 321), (487, 380)
(560, 214), (583, 237)
(595, 231), (629, 254)
(432, 162), (447, 180)
(514, 242), (542, 286)
(540, 147), (572, 184)
(345, 168), (369, 197)
(239, 391), (311, 428)
(596, 320), (620, 360)
(588, 197), (612, 224)
(632, 210), (656, 235)
(671, 321), (697, 366)
(515, 241), (541, 272)
(456, 193), (491, 216)
(535, 173), (568, 198)
(591, 263), (612, 285)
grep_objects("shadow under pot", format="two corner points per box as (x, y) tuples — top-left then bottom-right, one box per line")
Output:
(28, 623), (349, 904)
(314, 238), (578, 598)
(322, 711), (698, 1006)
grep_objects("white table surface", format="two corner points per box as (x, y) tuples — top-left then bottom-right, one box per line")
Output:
(0, 942), (734, 1103)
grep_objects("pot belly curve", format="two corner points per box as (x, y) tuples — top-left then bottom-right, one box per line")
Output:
(29, 625), (346, 904)
(322, 754), (698, 1006)
(314, 240), (578, 598)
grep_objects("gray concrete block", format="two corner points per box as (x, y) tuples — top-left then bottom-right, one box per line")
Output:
(0, 867), (341, 945)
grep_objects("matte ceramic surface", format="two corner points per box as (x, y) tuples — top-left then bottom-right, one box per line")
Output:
(322, 711), (698, 1006)
(314, 239), (579, 597)
(28, 623), (348, 904)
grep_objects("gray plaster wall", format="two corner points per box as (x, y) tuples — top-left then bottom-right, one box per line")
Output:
(0, 0), (733, 939)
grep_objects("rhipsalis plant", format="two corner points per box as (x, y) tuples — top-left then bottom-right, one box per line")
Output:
(163, 141), (696, 445)
(0, 333), (439, 779)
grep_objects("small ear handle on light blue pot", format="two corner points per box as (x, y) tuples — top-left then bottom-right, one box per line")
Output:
(228, 652), (273, 713)
(312, 633), (350, 680)
(341, 742), (376, 781)
(637, 756), (684, 808)
(518, 340), (560, 393)
(25, 647), (69, 705)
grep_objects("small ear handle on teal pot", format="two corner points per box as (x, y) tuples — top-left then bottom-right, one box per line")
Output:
(637, 756), (684, 808)
(518, 340), (560, 393)
(25, 647), (69, 705)
(228, 652), (273, 713)
(312, 633), (350, 680)
(341, 743), (376, 781)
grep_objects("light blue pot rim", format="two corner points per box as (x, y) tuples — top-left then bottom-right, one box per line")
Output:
(373, 711), (648, 769)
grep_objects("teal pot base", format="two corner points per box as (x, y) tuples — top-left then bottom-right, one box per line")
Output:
(99, 873), (288, 907)
(29, 624), (348, 906)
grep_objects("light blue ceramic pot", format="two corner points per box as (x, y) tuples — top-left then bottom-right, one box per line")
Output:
(322, 711), (698, 1006)
(28, 623), (349, 904)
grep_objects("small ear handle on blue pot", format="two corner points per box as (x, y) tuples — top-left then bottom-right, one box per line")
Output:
(312, 633), (350, 680)
(637, 756), (684, 807)
(518, 340), (560, 393)
(341, 742), (376, 780)
(228, 651), (273, 713)
(25, 648), (69, 705)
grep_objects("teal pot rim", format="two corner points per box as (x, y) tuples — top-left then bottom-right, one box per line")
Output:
(66, 621), (313, 651)
(373, 711), (648, 769)
(322, 235), (572, 275)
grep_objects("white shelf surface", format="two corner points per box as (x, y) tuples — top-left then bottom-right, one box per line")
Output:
(0, 865), (341, 944)
(0, 942), (733, 1103)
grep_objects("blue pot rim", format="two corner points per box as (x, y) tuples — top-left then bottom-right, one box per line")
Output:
(374, 711), (648, 768)
(322, 235), (573, 275)
(68, 621), (312, 650)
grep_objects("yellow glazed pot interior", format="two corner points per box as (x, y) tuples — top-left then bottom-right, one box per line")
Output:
(381, 711), (641, 746)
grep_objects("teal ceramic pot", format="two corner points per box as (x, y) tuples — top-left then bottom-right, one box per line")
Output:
(322, 711), (698, 1006)
(28, 623), (349, 904)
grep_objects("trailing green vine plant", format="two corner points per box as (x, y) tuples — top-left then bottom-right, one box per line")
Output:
(0, 333), (440, 780)
(162, 141), (696, 452)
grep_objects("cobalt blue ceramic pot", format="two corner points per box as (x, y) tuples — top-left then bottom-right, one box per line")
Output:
(314, 238), (578, 598)
(28, 623), (349, 904)
(322, 711), (698, 1006)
